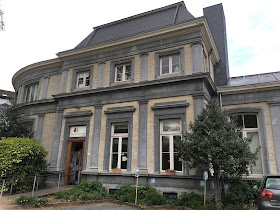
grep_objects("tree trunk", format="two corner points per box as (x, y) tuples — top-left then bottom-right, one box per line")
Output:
(213, 171), (223, 209)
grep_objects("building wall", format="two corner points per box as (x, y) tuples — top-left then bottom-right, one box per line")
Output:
(47, 74), (61, 99)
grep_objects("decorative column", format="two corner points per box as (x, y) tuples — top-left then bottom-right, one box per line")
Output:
(97, 62), (105, 88)
(36, 114), (45, 142)
(49, 109), (64, 171)
(41, 77), (49, 99)
(140, 53), (148, 81)
(60, 69), (68, 93)
(89, 104), (103, 172)
(192, 42), (204, 73)
(269, 101), (280, 173)
(138, 99), (148, 174)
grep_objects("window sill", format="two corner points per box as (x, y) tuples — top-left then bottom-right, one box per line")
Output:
(157, 72), (183, 80)
(110, 80), (133, 86)
(72, 87), (91, 92)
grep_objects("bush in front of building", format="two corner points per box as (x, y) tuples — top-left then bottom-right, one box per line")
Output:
(0, 137), (47, 193)
(14, 196), (48, 207)
(113, 185), (166, 206)
(224, 178), (261, 205)
(54, 181), (110, 201)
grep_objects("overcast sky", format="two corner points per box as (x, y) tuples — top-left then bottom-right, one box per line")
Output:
(0, 0), (279, 91)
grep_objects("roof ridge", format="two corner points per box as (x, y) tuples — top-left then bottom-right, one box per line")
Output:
(94, 1), (185, 29)
(230, 71), (280, 79)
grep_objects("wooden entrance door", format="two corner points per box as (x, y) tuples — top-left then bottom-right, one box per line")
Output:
(65, 139), (85, 185)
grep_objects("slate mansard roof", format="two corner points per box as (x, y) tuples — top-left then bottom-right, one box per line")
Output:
(75, 1), (194, 49)
(228, 72), (280, 87)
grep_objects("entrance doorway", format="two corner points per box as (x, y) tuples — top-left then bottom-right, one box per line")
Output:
(65, 140), (84, 185)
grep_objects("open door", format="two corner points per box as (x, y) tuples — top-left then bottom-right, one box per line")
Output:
(65, 140), (85, 185)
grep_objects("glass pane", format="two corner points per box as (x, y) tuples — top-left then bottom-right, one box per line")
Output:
(230, 115), (243, 127)
(172, 55), (180, 65)
(244, 115), (258, 128)
(121, 154), (127, 169)
(161, 66), (169, 74)
(265, 178), (280, 190)
(30, 85), (35, 101)
(174, 153), (182, 171)
(173, 136), (181, 152)
(111, 154), (118, 169)
(85, 72), (90, 86)
(125, 65), (131, 80)
(122, 138), (128, 153)
(162, 121), (181, 132)
(162, 153), (170, 170)
(78, 78), (84, 87)
(161, 57), (169, 66)
(247, 131), (262, 174)
(112, 138), (119, 152)
(114, 124), (128, 133)
(162, 136), (170, 152)
(116, 66), (123, 81)
(26, 87), (30, 102)
(172, 64), (180, 73)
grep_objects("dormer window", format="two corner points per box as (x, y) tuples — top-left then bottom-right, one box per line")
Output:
(76, 71), (90, 88)
(25, 83), (39, 102)
(115, 64), (131, 82)
(160, 54), (180, 75)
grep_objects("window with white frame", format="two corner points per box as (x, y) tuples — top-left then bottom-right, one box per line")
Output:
(115, 64), (131, 82)
(25, 83), (39, 102)
(230, 114), (263, 174)
(160, 54), (180, 75)
(160, 119), (182, 172)
(76, 71), (90, 88)
(110, 122), (129, 170)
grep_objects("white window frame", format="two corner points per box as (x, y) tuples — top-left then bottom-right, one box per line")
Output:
(114, 63), (132, 82)
(231, 114), (264, 174)
(76, 71), (90, 88)
(160, 119), (183, 172)
(160, 54), (180, 75)
(109, 122), (129, 171)
(25, 83), (39, 102)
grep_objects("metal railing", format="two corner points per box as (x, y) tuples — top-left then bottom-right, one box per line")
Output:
(0, 170), (82, 200)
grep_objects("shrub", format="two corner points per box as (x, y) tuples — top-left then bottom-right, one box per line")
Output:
(0, 137), (47, 193)
(177, 192), (203, 207)
(224, 178), (261, 205)
(14, 196), (47, 207)
(54, 181), (109, 201)
(114, 185), (166, 206)
(198, 202), (216, 210)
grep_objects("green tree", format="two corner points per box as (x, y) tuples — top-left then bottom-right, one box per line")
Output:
(0, 3), (4, 30)
(0, 101), (33, 138)
(0, 137), (47, 192)
(177, 100), (259, 209)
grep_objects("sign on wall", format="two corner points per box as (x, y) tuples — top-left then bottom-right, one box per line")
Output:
(70, 126), (87, 137)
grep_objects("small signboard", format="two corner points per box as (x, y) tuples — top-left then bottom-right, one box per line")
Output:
(203, 171), (208, 180)
(135, 169), (139, 178)
(70, 126), (86, 137)
(151, 178), (155, 184)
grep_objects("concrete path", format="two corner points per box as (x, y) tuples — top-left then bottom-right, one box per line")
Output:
(0, 185), (73, 204)
(27, 202), (137, 210)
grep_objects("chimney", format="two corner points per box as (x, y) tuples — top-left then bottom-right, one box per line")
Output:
(203, 4), (229, 86)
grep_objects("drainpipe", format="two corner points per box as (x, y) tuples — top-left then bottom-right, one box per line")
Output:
(219, 93), (223, 109)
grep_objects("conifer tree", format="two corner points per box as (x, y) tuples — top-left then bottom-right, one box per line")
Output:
(177, 100), (258, 209)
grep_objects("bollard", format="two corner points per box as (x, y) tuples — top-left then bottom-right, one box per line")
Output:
(78, 171), (81, 184)
(10, 177), (14, 195)
(0, 180), (5, 200)
(31, 175), (37, 198)
(57, 172), (61, 192)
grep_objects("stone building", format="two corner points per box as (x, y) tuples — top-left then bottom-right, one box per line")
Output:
(12, 2), (280, 195)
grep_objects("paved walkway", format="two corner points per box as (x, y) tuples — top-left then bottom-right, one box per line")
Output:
(0, 185), (73, 205)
